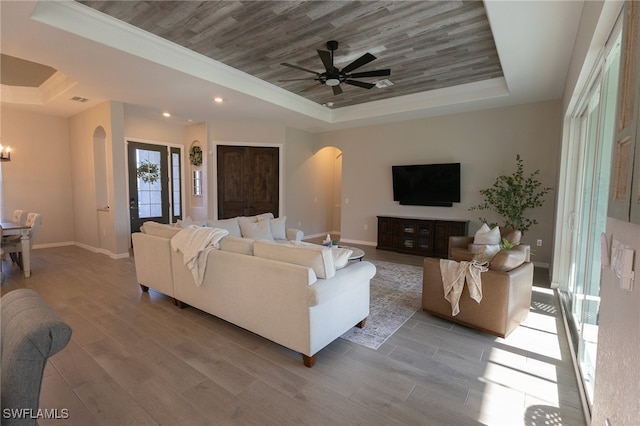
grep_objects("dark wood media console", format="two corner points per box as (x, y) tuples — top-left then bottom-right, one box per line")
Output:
(377, 216), (469, 258)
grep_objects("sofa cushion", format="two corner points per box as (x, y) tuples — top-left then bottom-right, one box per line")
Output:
(240, 220), (274, 240)
(219, 236), (254, 256)
(141, 221), (182, 239)
(331, 247), (352, 269)
(489, 248), (527, 271)
(206, 218), (241, 237)
(254, 240), (336, 279)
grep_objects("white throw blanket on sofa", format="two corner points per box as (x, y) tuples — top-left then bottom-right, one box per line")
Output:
(171, 225), (229, 286)
(439, 259), (488, 316)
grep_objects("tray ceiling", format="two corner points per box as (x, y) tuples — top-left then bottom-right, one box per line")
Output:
(77, 0), (504, 109)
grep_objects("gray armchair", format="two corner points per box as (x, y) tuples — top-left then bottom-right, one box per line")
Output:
(1, 289), (72, 425)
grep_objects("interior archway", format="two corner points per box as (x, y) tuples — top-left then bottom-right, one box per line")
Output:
(92, 126), (109, 251)
(315, 146), (343, 239)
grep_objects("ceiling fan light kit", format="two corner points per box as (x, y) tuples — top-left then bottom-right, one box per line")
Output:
(280, 40), (391, 97)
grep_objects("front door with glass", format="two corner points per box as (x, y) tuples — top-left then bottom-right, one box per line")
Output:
(128, 141), (170, 233)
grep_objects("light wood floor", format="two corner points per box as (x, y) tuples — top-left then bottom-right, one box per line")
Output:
(1, 245), (586, 425)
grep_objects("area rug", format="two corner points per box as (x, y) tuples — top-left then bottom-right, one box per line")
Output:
(340, 259), (423, 350)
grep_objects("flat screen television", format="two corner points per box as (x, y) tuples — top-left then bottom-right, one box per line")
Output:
(392, 163), (461, 207)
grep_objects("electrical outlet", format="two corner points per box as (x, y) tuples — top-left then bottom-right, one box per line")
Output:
(536, 239), (542, 247)
(364, 224), (368, 230)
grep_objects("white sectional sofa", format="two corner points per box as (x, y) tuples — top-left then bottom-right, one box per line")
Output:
(131, 215), (376, 367)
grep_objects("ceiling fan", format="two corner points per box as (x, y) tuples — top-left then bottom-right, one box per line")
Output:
(280, 40), (391, 95)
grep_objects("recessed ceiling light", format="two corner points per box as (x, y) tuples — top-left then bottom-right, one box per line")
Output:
(162, 112), (171, 117)
(70, 96), (89, 103)
(213, 97), (223, 103)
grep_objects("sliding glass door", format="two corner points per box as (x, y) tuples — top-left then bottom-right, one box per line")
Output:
(560, 27), (621, 410)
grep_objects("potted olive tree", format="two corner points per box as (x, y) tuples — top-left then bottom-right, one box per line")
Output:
(469, 154), (552, 235)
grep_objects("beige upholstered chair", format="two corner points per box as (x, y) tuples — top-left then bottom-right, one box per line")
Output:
(422, 233), (534, 338)
(2, 213), (41, 270)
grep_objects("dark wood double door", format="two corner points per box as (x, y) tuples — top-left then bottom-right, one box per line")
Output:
(217, 145), (279, 219)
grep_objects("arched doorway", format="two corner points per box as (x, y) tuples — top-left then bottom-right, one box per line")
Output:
(93, 126), (109, 251)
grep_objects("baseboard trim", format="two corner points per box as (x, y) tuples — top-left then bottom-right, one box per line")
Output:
(74, 242), (130, 259)
(338, 238), (377, 247)
(33, 241), (75, 249)
(32, 241), (129, 259)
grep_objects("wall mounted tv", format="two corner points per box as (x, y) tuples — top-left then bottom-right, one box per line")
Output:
(392, 163), (461, 207)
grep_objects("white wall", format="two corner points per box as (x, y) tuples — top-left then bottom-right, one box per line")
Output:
(317, 100), (561, 265)
(123, 108), (187, 143)
(0, 106), (74, 246)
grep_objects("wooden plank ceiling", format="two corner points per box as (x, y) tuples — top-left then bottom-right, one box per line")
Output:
(78, 1), (503, 109)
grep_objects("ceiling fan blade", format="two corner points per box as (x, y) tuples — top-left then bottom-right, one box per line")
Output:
(278, 78), (317, 82)
(348, 69), (391, 78)
(302, 82), (323, 92)
(281, 63), (319, 75)
(332, 85), (343, 95)
(345, 80), (376, 89)
(317, 50), (333, 71)
(342, 52), (376, 73)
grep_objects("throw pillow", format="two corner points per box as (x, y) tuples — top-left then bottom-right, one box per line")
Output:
(264, 216), (286, 240)
(177, 216), (207, 228)
(256, 212), (275, 221)
(468, 243), (501, 262)
(237, 216), (257, 223)
(206, 218), (241, 237)
(503, 229), (522, 245)
(489, 249), (527, 271)
(474, 223), (501, 245)
(239, 219), (274, 240)
(331, 247), (353, 269)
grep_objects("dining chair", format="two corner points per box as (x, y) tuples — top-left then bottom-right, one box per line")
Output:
(3, 210), (28, 246)
(2, 213), (41, 271)
(13, 210), (27, 225)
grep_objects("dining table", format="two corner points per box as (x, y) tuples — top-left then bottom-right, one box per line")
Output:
(1, 220), (32, 278)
